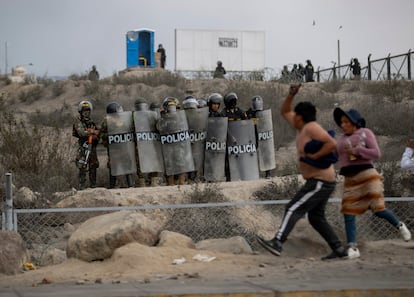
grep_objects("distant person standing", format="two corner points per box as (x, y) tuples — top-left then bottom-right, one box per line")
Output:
(88, 65), (99, 81)
(157, 44), (166, 69)
(350, 58), (361, 80)
(213, 61), (226, 78)
(305, 60), (315, 82)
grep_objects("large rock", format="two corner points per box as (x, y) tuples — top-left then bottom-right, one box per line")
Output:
(0, 231), (29, 275)
(66, 211), (161, 262)
(157, 230), (195, 249)
(15, 186), (39, 208)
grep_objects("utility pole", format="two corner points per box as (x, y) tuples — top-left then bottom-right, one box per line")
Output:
(337, 39), (341, 79)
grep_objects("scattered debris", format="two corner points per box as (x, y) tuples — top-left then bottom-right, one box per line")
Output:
(172, 257), (186, 265)
(192, 254), (216, 262)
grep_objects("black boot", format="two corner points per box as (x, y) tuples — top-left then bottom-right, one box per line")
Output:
(89, 168), (97, 188)
(79, 170), (87, 190)
(109, 174), (117, 189)
(126, 174), (134, 188)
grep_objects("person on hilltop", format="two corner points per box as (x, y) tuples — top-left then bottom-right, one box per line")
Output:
(157, 44), (166, 69)
(305, 60), (315, 82)
(256, 84), (348, 260)
(350, 58), (361, 80)
(72, 100), (100, 190)
(213, 61), (226, 79)
(88, 65), (99, 81)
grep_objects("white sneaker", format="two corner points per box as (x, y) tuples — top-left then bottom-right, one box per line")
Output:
(399, 222), (412, 242)
(346, 247), (360, 259)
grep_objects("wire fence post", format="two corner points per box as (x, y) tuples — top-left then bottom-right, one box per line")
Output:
(5, 173), (14, 231)
(407, 49), (411, 80)
(386, 54), (391, 80)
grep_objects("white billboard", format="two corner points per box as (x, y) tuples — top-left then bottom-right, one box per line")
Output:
(175, 29), (265, 72)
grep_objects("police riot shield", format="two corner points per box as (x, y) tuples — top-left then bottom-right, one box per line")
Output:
(158, 110), (194, 176)
(107, 111), (137, 176)
(133, 110), (164, 173)
(185, 107), (209, 176)
(227, 120), (259, 181)
(204, 117), (228, 182)
(255, 109), (276, 171)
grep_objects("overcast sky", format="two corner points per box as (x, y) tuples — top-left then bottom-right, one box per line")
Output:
(1, 0), (413, 78)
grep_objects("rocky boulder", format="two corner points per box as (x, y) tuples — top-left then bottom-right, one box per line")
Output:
(66, 211), (161, 262)
(0, 231), (29, 275)
(157, 230), (195, 249)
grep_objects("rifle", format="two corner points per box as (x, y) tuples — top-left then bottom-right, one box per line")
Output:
(77, 129), (94, 169)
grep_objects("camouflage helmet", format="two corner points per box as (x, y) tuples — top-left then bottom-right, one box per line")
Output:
(134, 97), (148, 111)
(251, 95), (264, 112)
(106, 102), (123, 114)
(149, 102), (160, 111)
(78, 100), (93, 113)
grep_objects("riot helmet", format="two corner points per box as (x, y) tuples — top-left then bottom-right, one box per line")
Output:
(251, 96), (264, 112)
(78, 100), (93, 113)
(162, 97), (178, 113)
(106, 102), (123, 114)
(182, 96), (198, 109)
(224, 92), (238, 109)
(134, 97), (148, 111)
(197, 98), (207, 108)
(207, 93), (223, 107)
(149, 102), (160, 111)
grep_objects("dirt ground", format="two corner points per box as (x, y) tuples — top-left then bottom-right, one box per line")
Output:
(1, 179), (413, 289)
(1, 234), (413, 288)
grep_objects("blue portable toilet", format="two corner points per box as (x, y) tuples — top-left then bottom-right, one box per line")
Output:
(126, 28), (155, 68)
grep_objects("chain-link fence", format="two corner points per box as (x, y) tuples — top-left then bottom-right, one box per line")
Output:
(3, 198), (413, 252)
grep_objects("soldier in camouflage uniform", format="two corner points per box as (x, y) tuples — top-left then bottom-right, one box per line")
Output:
(72, 100), (100, 190)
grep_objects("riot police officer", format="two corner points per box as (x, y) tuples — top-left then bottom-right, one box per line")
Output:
(158, 97), (194, 186)
(100, 102), (134, 188)
(221, 92), (246, 181)
(134, 97), (162, 187)
(220, 92), (247, 120)
(72, 100), (100, 190)
(246, 95), (264, 123)
(207, 93), (223, 117)
(246, 95), (271, 178)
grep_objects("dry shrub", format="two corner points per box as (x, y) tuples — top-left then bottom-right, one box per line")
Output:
(0, 111), (77, 196)
(253, 175), (302, 202)
(112, 71), (186, 88)
(18, 85), (44, 103)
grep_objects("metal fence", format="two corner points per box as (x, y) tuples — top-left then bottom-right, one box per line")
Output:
(2, 198), (413, 252)
(176, 50), (413, 83)
(316, 50), (413, 82)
